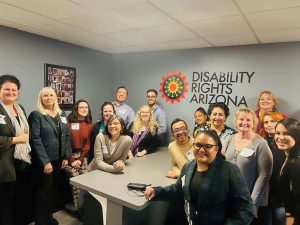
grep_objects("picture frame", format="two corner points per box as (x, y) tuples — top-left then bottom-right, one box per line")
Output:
(44, 63), (76, 110)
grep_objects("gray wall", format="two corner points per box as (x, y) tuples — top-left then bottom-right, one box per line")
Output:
(1, 25), (300, 132)
(0, 25), (112, 119)
(111, 43), (300, 130)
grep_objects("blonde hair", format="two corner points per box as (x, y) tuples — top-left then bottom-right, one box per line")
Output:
(131, 105), (158, 135)
(233, 107), (258, 132)
(36, 87), (62, 115)
(256, 91), (278, 109)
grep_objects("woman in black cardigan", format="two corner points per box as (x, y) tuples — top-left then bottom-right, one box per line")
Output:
(275, 118), (300, 225)
(128, 105), (158, 158)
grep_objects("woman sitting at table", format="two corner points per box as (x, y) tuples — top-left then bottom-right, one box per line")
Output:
(88, 115), (132, 173)
(128, 105), (158, 158)
(88, 102), (116, 163)
(144, 130), (254, 225)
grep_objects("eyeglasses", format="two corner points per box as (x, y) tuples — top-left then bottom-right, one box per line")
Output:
(193, 143), (218, 151)
(140, 111), (150, 114)
(146, 96), (156, 99)
(172, 127), (188, 134)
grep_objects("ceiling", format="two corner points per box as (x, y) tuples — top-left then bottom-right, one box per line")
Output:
(1, 0), (300, 54)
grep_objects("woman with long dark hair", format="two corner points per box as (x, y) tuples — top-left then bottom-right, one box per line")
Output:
(275, 118), (300, 225)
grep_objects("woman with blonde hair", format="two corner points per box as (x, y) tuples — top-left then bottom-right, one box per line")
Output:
(128, 105), (158, 158)
(29, 87), (71, 225)
(222, 107), (273, 225)
(255, 91), (286, 132)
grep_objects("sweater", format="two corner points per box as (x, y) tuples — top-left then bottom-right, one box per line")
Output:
(68, 121), (93, 163)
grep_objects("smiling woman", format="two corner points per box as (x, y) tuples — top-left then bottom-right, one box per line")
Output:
(275, 118), (300, 225)
(144, 130), (254, 225)
(88, 114), (132, 173)
(222, 107), (273, 225)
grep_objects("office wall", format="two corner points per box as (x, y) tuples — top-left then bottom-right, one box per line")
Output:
(0, 26), (112, 119)
(110, 43), (300, 130)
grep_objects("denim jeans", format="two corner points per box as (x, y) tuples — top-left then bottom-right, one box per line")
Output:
(265, 206), (286, 225)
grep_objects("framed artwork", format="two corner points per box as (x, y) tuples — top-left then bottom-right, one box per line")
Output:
(44, 63), (76, 110)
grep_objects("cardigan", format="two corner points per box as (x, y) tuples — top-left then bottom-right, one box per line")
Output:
(0, 104), (27, 182)
(91, 132), (132, 173)
(28, 110), (71, 166)
(222, 134), (273, 212)
(168, 137), (194, 177)
(153, 156), (254, 225)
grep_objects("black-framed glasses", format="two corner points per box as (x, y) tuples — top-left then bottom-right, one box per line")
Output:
(193, 143), (218, 151)
(172, 127), (188, 134)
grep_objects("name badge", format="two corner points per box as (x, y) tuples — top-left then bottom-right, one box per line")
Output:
(240, 148), (254, 157)
(181, 175), (186, 187)
(186, 150), (195, 161)
(0, 115), (6, 124)
(71, 123), (80, 130)
(118, 109), (126, 115)
(102, 146), (109, 154)
(60, 116), (67, 124)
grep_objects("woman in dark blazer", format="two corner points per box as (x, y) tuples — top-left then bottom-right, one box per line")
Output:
(28, 87), (71, 225)
(145, 130), (254, 225)
(0, 74), (32, 225)
(128, 105), (158, 158)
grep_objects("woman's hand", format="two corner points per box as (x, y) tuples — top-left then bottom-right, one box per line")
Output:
(61, 159), (68, 169)
(144, 187), (155, 201)
(136, 150), (147, 157)
(128, 151), (134, 159)
(166, 170), (177, 178)
(12, 133), (29, 144)
(113, 160), (125, 171)
(71, 160), (81, 169)
(44, 162), (53, 174)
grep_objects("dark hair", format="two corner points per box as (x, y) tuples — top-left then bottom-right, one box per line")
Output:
(276, 118), (300, 160)
(195, 129), (224, 159)
(207, 102), (230, 118)
(147, 89), (158, 96)
(170, 118), (188, 133)
(105, 115), (126, 138)
(116, 86), (128, 95)
(100, 102), (116, 121)
(0, 74), (21, 89)
(67, 99), (92, 123)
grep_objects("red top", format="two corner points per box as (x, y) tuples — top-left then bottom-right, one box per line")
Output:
(68, 121), (93, 163)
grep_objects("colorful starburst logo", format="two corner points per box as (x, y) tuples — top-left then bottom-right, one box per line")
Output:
(159, 71), (189, 104)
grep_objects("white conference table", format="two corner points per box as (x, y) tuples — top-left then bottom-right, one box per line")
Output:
(71, 147), (175, 225)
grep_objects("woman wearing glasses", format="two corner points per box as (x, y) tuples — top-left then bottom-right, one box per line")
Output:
(128, 105), (158, 158)
(64, 99), (93, 211)
(222, 107), (273, 225)
(145, 130), (254, 225)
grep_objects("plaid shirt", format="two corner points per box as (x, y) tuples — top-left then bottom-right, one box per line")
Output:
(154, 155), (254, 225)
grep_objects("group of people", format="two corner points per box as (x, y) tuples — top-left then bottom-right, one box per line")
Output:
(146, 91), (300, 225)
(1, 72), (300, 225)
(0, 75), (167, 225)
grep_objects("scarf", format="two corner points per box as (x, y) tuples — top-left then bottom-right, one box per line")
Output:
(131, 127), (149, 155)
(0, 100), (31, 163)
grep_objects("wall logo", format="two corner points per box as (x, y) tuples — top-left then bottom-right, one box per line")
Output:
(159, 71), (188, 104)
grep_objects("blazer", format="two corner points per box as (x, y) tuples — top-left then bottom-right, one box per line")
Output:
(153, 156), (254, 225)
(0, 104), (17, 182)
(28, 110), (71, 167)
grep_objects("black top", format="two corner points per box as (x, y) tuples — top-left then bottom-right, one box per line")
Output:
(190, 170), (205, 208)
(279, 155), (300, 225)
(265, 136), (286, 207)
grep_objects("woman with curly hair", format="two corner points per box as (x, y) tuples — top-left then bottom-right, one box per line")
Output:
(128, 105), (158, 158)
